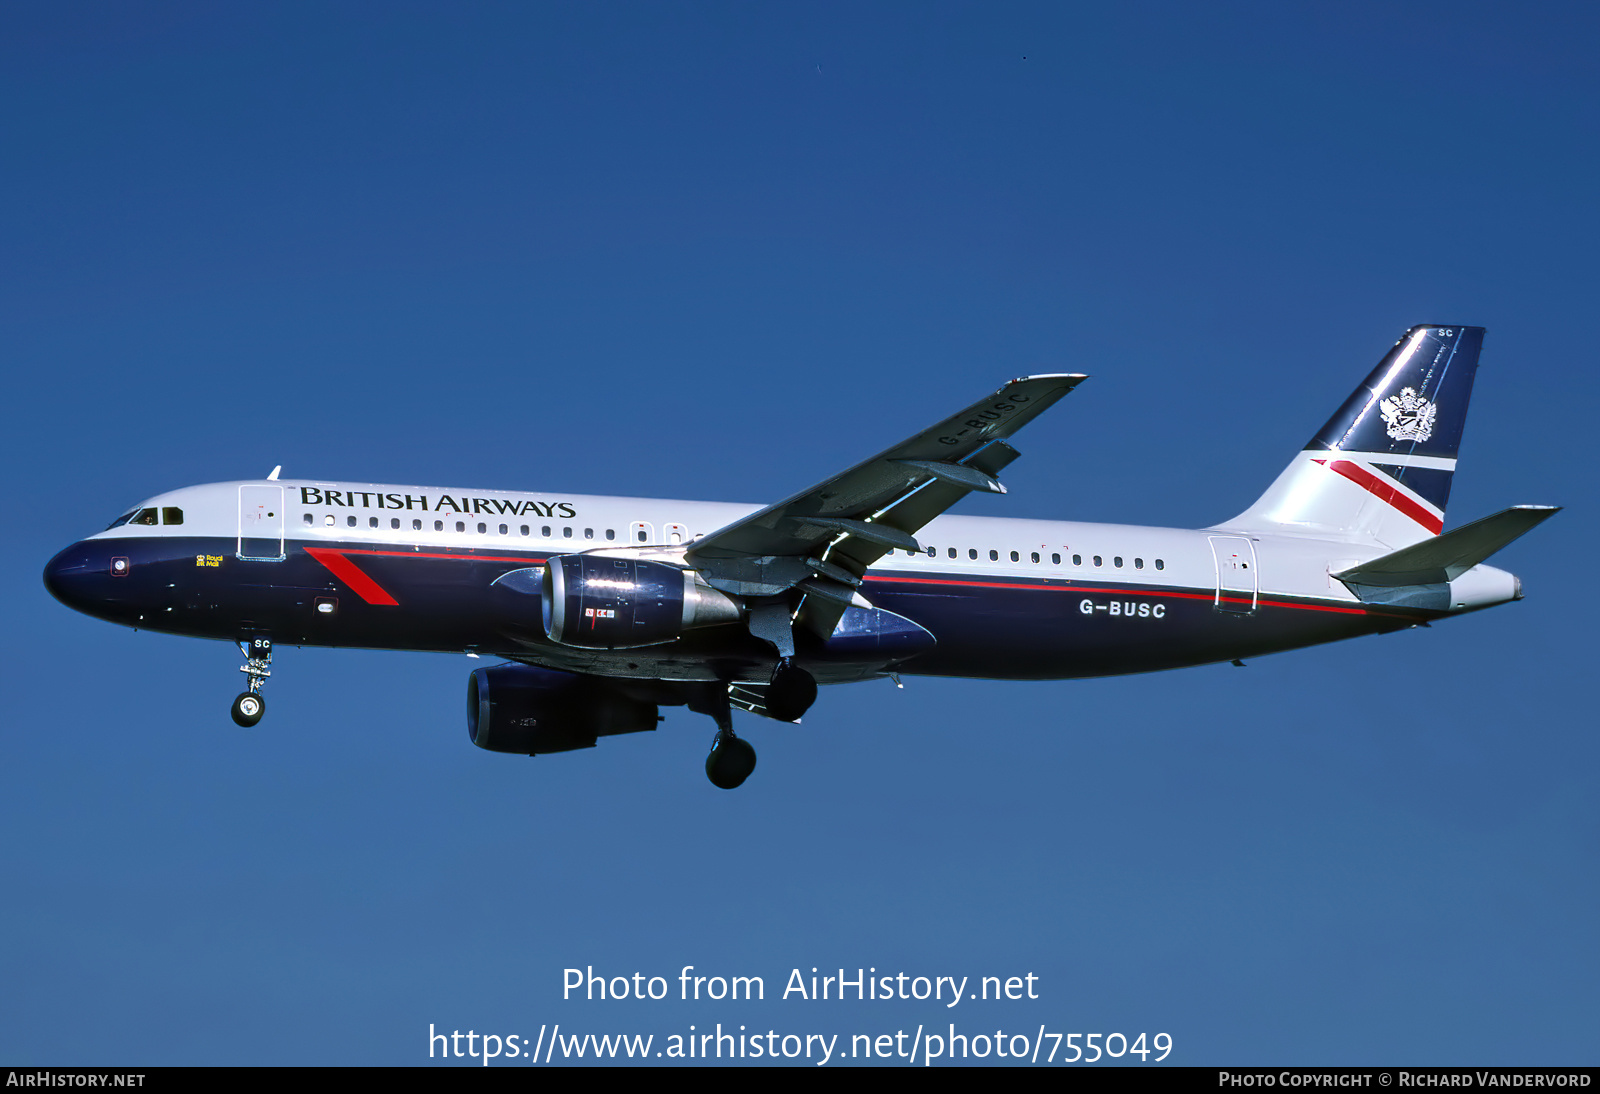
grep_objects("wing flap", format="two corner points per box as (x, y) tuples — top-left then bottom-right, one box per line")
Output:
(686, 374), (1085, 569)
(794, 439), (1027, 638)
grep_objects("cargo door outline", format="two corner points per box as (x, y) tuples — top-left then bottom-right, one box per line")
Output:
(1208, 535), (1257, 614)
(238, 485), (285, 561)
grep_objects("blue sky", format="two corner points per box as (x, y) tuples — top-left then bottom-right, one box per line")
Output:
(3, 1), (1595, 1066)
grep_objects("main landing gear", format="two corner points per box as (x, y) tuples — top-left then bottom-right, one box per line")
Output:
(706, 730), (757, 791)
(763, 659), (818, 724)
(689, 683), (757, 790)
(689, 661), (818, 790)
(231, 636), (272, 727)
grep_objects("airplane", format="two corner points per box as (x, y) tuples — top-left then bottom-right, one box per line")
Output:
(43, 325), (1558, 789)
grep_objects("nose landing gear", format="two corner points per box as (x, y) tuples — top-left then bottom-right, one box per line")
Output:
(231, 636), (272, 727)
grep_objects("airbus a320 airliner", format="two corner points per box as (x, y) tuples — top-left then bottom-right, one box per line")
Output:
(45, 326), (1557, 788)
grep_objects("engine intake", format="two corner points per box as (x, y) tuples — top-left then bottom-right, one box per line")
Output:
(467, 662), (658, 754)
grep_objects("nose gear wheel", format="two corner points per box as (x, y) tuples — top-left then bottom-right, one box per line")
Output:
(233, 636), (272, 727)
(231, 691), (265, 727)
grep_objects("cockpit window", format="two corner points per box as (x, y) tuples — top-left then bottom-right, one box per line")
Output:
(104, 509), (139, 530)
(162, 507), (183, 525)
(129, 508), (158, 526)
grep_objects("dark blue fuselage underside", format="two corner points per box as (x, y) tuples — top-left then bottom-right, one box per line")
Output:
(44, 536), (1426, 682)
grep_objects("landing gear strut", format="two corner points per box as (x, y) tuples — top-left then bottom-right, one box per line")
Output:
(690, 683), (756, 790)
(232, 636), (271, 727)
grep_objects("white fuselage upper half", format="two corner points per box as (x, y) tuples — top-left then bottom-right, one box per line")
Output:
(92, 478), (1521, 617)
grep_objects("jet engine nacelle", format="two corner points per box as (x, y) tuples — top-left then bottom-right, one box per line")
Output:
(467, 662), (659, 755)
(493, 555), (741, 649)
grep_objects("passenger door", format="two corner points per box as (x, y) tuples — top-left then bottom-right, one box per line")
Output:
(238, 485), (285, 561)
(1208, 535), (1257, 614)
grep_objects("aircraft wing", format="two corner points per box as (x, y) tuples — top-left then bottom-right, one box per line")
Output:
(685, 374), (1087, 631)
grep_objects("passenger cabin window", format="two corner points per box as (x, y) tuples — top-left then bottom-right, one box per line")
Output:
(1135, 558), (1144, 569)
(1114, 556), (1122, 567)
(968, 549), (977, 560)
(162, 507), (183, 525)
(564, 527), (573, 538)
(477, 522), (486, 534)
(414, 519), (423, 531)
(1156, 559), (1165, 570)
(948, 548), (956, 558)
(520, 525), (529, 536)
(456, 521), (466, 533)
(605, 529), (615, 541)
(326, 515), (335, 527)
(1072, 554), (1081, 565)
(1010, 551), (1020, 562)
(584, 528), (594, 539)
(1031, 552), (1039, 563)
(391, 518), (400, 530)
(347, 516), (357, 527)
(1052, 553), (1061, 565)
(302, 513), (313, 525)
(369, 517), (379, 528)
(1093, 555), (1102, 567)
(434, 520), (444, 531)
(499, 524), (508, 535)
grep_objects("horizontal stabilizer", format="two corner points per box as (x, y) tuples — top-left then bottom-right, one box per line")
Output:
(1335, 505), (1560, 588)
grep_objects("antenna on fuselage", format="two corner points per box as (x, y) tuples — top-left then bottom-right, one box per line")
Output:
(267, 466), (281, 480)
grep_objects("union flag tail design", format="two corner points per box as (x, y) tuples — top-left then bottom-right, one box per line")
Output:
(1221, 325), (1485, 549)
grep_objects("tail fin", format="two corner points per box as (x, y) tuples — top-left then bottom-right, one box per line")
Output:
(1220, 325), (1485, 548)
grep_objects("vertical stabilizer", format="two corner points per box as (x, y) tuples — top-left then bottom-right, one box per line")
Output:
(1218, 325), (1485, 548)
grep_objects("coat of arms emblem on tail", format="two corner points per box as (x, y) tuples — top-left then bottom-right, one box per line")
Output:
(1380, 386), (1437, 442)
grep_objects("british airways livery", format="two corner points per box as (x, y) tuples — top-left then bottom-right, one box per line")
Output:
(44, 326), (1558, 788)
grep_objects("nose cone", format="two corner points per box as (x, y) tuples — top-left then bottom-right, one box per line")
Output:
(43, 541), (102, 614)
